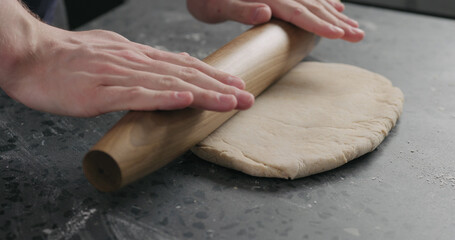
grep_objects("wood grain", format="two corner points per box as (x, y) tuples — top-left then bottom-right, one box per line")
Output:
(83, 20), (318, 192)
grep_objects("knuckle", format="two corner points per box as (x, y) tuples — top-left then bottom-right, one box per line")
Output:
(293, 7), (305, 16)
(221, 85), (237, 95)
(193, 88), (212, 101)
(239, 7), (251, 20)
(148, 49), (165, 60)
(200, 90), (217, 102)
(117, 49), (134, 58)
(307, 3), (323, 13)
(75, 42), (96, 56)
(93, 63), (122, 74)
(126, 86), (145, 97)
(288, 7), (305, 22)
(90, 30), (129, 41)
(339, 14), (351, 22)
(183, 55), (200, 66)
(334, 19), (344, 27)
(118, 49), (146, 63)
(179, 67), (200, 79)
(159, 75), (181, 88)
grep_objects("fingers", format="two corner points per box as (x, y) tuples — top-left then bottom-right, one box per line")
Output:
(137, 46), (246, 89)
(137, 74), (241, 111)
(225, 1), (272, 25)
(186, 0), (363, 42)
(151, 49), (247, 89)
(131, 47), (255, 110)
(300, 0), (364, 42)
(326, 0), (344, 12)
(102, 71), (253, 111)
(85, 42), (247, 91)
(317, 0), (358, 28)
(94, 87), (194, 114)
(131, 59), (254, 109)
(186, 0), (272, 24)
(314, 0), (364, 42)
(271, 1), (345, 39)
(93, 44), (255, 111)
(265, 0), (364, 42)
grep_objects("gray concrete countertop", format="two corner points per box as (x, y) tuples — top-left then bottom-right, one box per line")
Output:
(1, 0), (455, 239)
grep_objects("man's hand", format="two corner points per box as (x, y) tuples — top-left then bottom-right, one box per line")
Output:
(0, 0), (254, 117)
(187, 0), (364, 42)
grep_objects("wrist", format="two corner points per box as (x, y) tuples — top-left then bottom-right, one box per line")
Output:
(0, 0), (45, 89)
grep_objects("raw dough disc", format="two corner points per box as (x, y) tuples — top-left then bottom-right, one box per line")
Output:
(192, 62), (404, 179)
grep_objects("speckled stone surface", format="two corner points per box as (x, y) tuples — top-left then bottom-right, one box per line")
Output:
(1, 1), (455, 239)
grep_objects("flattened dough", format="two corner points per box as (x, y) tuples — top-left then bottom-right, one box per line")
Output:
(192, 62), (404, 179)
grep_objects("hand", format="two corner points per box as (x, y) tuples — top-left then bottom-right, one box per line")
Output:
(0, 1), (254, 117)
(187, 0), (364, 42)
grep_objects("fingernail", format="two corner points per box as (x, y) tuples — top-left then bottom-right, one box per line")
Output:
(176, 91), (190, 99)
(352, 27), (364, 34)
(236, 91), (255, 110)
(331, 25), (344, 34)
(253, 7), (267, 23)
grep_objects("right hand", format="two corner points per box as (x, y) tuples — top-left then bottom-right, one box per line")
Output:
(187, 0), (364, 42)
(1, 15), (254, 117)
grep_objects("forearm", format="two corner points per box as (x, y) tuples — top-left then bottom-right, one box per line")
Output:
(0, 0), (42, 87)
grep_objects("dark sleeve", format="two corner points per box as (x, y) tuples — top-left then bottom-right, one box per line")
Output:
(22, 0), (58, 23)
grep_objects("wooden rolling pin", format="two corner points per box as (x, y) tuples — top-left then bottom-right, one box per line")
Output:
(83, 20), (318, 192)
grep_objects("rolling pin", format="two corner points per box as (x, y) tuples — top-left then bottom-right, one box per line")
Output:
(83, 20), (318, 192)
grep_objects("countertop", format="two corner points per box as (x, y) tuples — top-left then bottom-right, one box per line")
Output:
(1, 1), (454, 239)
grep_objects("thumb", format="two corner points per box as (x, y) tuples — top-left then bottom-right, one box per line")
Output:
(227, 1), (272, 25)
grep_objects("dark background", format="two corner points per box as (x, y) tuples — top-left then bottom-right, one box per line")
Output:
(64, 0), (455, 29)
(64, 0), (125, 29)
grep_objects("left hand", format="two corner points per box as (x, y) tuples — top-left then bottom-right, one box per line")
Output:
(187, 0), (364, 42)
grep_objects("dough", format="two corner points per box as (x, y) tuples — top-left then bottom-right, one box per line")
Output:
(192, 62), (404, 179)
